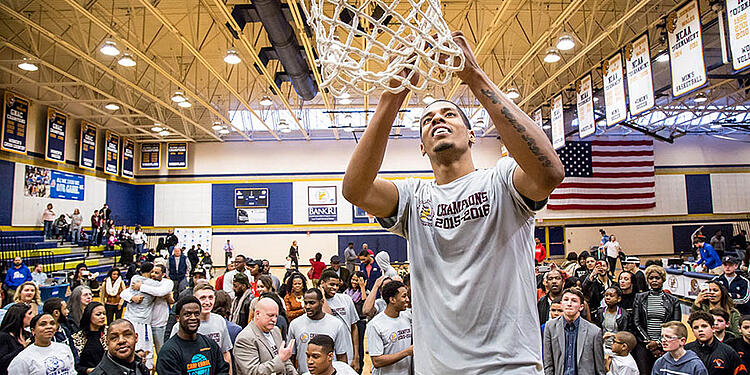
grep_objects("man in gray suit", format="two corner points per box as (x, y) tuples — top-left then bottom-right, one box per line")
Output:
(234, 298), (298, 375)
(543, 288), (605, 375)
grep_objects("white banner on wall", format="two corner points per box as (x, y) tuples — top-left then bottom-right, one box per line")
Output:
(667, 0), (707, 97)
(625, 33), (655, 115)
(551, 95), (565, 150)
(533, 108), (543, 130)
(726, 0), (750, 71)
(576, 74), (595, 139)
(292, 181), (353, 225)
(603, 53), (627, 126)
(174, 228), (212, 253)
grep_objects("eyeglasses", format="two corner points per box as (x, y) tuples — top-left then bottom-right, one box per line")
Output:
(612, 339), (624, 345)
(660, 335), (680, 342)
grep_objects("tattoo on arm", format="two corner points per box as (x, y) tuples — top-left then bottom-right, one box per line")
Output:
(480, 88), (554, 168)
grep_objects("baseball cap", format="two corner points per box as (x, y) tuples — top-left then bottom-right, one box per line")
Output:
(330, 255), (341, 264)
(245, 258), (263, 268)
(624, 256), (641, 264)
(722, 255), (740, 265)
(233, 272), (250, 285)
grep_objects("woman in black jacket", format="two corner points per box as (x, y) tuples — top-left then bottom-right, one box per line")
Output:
(632, 265), (681, 374)
(0, 303), (33, 375)
(71, 302), (108, 375)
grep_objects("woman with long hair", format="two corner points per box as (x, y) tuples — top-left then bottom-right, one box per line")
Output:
(0, 303), (34, 374)
(212, 291), (242, 344)
(691, 280), (741, 334)
(283, 272), (308, 321)
(7, 313), (75, 375)
(12, 281), (42, 314)
(249, 275), (277, 320)
(68, 285), (92, 331)
(70, 263), (99, 292)
(72, 302), (107, 375)
(100, 268), (125, 324)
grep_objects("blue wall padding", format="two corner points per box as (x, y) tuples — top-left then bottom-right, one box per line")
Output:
(337, 234), (408, 262)
(685, 174), (713, 215)
(0, 159), (14, 225)
(105, 180), (154, 226)
(211, 183), (293, 225)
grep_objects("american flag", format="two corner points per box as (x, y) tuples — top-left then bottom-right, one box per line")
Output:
(548, 140), (656, 210)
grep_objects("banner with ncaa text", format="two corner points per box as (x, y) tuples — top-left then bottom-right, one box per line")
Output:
(576, 74), (595, 139)
(625, 33), (655, 115)
(603, 53), (627, 126)
(533, 108), (543, 130)
(668, 0), (707, 97)
(726, 0), (750, 71)
(551, 95), (565, 150)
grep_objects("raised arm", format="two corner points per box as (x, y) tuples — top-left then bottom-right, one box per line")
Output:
(451, 32), (564, 200)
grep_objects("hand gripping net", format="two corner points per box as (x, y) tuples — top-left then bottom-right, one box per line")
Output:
(303, 0), (465, 96)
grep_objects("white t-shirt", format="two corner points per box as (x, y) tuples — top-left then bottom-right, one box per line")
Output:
(170, 312), (233, 352)
(605, 241), (620, 258)
(379, 157), (544, 374)
(365, 309), (413, 375)
(7, 342), (75, 375)
(288, 314), (351, 373)
(607, 353), (639, 375)
(302, 361), (358, 375)
(327, 293), (358, 361)
(262, 331), (278, 355)
(149, 278), (174, 327)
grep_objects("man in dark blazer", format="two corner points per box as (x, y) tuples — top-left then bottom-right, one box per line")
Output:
(234, 298), (297, 375)
(543, 288), (606, 375)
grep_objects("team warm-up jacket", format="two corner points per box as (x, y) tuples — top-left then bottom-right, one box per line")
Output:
(713, 274), (750, 314)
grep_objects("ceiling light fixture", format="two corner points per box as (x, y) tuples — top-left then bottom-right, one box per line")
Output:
(171, 91), (186, 103)
(212, 122), (223, 131)
(158, 130), (170, 136)
(656, 51), (670, 63)
(506, 88), (520, 100)
(177, 100), (192, 108)
(117, 53), (136, 67)
(694, 93), (707, 103)
(556, 34), (576, 51)
(219, 128), (231, 134)
(100, 41), (120, 56)
(544, 48), (561, 63)
(279, 119), (292, 133)
(17, 58), (38, 72)
(260, 96), (273, 106)
(338, 92), (351, 99)
(422, 94), (435, 105)
(104, 103), (120, 111)
(224, 49), (241, 65)
(151, 125), (164, 132)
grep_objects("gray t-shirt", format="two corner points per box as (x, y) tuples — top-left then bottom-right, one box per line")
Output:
(365, 309), (412, 375)
(302, 361), (358, 375)
(121, 275), (159, 324)
(374, 299), (387, 316)
(379, 157), (544, 374)
(170, 312), (233, 352)
(288, 314), (351, 373)
(327, 293), (358, 360)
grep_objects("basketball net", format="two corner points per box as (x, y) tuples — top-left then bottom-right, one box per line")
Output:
(302, 0), (465, 96)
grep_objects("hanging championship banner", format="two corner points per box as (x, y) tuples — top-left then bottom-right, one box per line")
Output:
(603, 53), (627, 126)
(551, 94), (565, 150)
(625, 33), (655, 115)
(104, 131), (120, 176)
(79, 121), (97, 171)
(533, 108), (543, 130)
(45, 108), (67, 163)
(167, 142), (188, 169)
(726, 0), (750, 71)
(121, 138), (135, 179)
(667, 0), (707, 97)
(576, 74), (595, 139)
(1, 92), (29, 154)
(140, 143), (160, 170)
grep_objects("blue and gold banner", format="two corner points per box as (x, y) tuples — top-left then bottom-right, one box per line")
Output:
(49, 170), (84, 201)
(1, 92), (29, 154)
(167, 142), (188, 169)
(79, 121), (97, 171)
(121, 138), (135, 179)
(104, 131), (120, 176)
(140, 143), (160, 170)
(45, 108), (67, 163)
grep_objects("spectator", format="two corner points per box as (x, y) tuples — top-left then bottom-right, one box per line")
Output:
(187, 246), (200, 270)
(68, 285), (93, 331)
(541, 297), (563, 335)
(309, 253), (326, 288)
(365, 280), (413, 375)
(604, 234), (622, 274)
(652, 321), (708, 375)
(583, 259), (614, 321)
(289, 241), (299, 270)
(224, 239), (234, 267)
(288, 289), (350, 373)
(101, 268), (125, 324)
(53, 214), (69, 241)
(72, 302), (107, 375)
(605, 331), (638, 375)
(3, 257), (31, 302)
(374, 251), (398, 279)
(323, 256), (351, 289)
(30, 264), (47, 286)
(247, 259), (265, 297)
(618, 271), (637, 316)
(622, 257), (648, 293)
(132, 225), (147, 256)
(713, 256), (750, 315)
(358, 250), (382, 292)
(90, 210), (100, 245)
(343, 242), (357, 273)
(262, 260), (281, 292)
(600, 229), (610, 256)
(216, 263), (235, 292)
(538, 269), (564, 325)
(168, 246), (192, 295)
(732, 230), (748, 255)
(156, 296), (230, 375)
(8, 313), (75, 375)
(711, 308), (738, 342)
(179, 270), (207, 300)
(223, 255), (252, 300)
(165, 229), (178, 254)
(596, 286), (630, 349)
(261, 292), (290, 341)
(0, 303), (33, 375)
(233, 298), (297, 375)
(573, 251), (591, 280)
(562, 252), (578, 276)
(535, 238), (547, 264)
(712, 231), (727, 258)
(696, 237), (723, 275)
(149, 264), (174, 354)
(42, 203), (56, 240)
(727, 315), (750, 370)
(319, 271), (359, 371)
(691, 280), (741, 335)
(212, 290), (242, 344)
(67, 209), (83, 244)
(71, 263), (100, 292)
(89, 319), (149, 375)
(284, 273), (308, 322)
(633, 265), (682, 374)
(42, 298), (77, 364)
(686, 311), (746, 375)
(302, 335), (358, 375)
(231, 273), (253, 328)
(543, 287), (605, 375)
(100, 203), (111, 222)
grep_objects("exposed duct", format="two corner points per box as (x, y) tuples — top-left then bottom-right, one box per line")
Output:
(232, 1), (318, 100)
